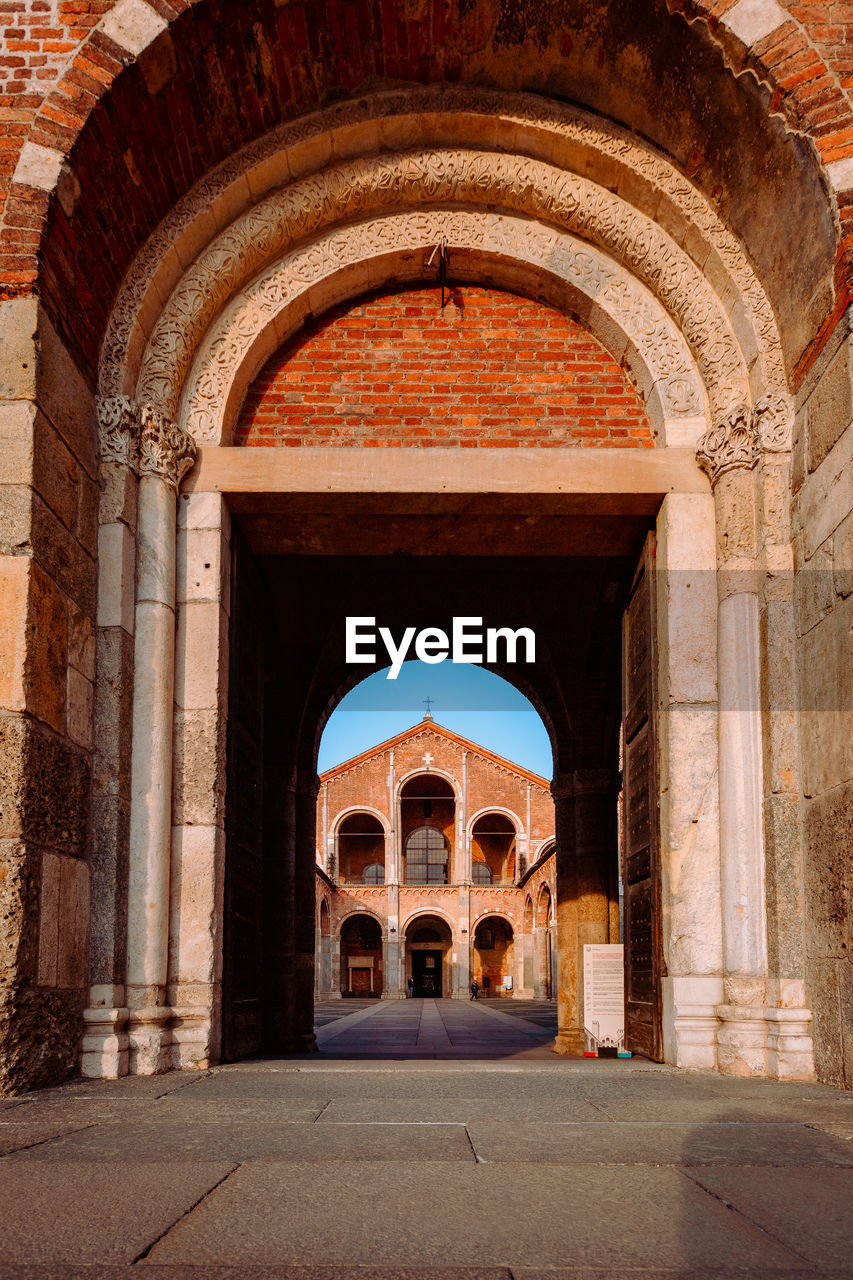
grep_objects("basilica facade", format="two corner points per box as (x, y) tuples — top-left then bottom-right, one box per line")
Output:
(314, 716), (558, 1001)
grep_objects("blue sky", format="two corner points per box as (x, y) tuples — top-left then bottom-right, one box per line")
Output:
(318, 660), (553, 779)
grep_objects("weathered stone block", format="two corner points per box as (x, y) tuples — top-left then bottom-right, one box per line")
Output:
(68, 599), (95, 681)
(0, 839), (38, 987)
(0, 402), (36, 486)
(0, 717), (90, 857)
(99, 462), (137, 531)
(803, 782), (852, 961)
(89, 792), (130, 985)
(0, 985), (86, 1095)
(77, 470), (99, 559)
(35, 309), (96, 481)
(168, 825), (225, 986)
(0, 298), (38, 403)
(795, 540), (834, 637)
(176, 528), (223, 604)
(806, 338), (853, 473)
(806, 957), (845, 1089)
(0, 557), (67, 733)
(0, 485), (32, 553)
(66, 667), (93, 749)
(172, 709), (227, 827)
(97, 523), (136, 633)
(763, 792), (804, 979)
(794, 419), (853, 561)
(29, 491), (96, 617)
(798, 594), (853, 797)
(92, 626), (135, 799)
(33, 410), (78, 532)
(174, 601), (228, 711)
(834, 507), (853, 598)
(760, 599), (798, 794)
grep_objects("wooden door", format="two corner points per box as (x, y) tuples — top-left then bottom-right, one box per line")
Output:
(621, 534), (664, 1061)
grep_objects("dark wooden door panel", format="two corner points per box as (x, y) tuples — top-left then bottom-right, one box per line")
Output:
(621, 534), (664, 1061)
(222, 529), (265, 1061)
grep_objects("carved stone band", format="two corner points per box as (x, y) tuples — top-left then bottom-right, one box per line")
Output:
(696, 405), (761, 486)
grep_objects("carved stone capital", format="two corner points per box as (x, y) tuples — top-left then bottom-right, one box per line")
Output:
(137, 403), (197, 492)
(753, 392), (793, 453)
(97, 395), (140, 471)
(696, 404), (760, 486)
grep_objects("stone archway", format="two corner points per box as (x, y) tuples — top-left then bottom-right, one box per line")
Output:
(404, 913), (454, 999)
(77, 85), (817, 1088)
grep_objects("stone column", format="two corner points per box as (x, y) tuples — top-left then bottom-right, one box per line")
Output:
(552, 778), (581, 1052)
(697, 406), (769, 1075)
(533, 924), (550, 998)
(125, 407), (195, 1074)
(553, 769), (615, 1052)
(82, 397), (140, 1078)
(169, 491), (231, 1069)
(383, 881), (403, 998)
(655, 490), (723, 1070)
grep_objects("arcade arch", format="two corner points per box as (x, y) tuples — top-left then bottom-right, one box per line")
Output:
(404, 914), (454, 999)
(339, 913), (384, 998)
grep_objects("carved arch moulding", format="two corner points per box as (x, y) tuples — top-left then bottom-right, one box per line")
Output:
(98, 89), (792, 452)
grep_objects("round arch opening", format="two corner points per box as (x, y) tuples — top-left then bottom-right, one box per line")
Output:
(404, 914), (454, 999)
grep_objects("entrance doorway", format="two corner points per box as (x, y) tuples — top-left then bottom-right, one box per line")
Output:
(405, 916), (453, 999)
(411, 951), (443, 998)
(221, 515), (677, 1060)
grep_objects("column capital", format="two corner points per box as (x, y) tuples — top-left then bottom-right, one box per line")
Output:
(696, 403), (760, 486)
(137, 404), (197, 492)
(97, 395), (140, 471)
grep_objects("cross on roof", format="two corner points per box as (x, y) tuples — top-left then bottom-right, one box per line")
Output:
(423, 696), (434, 716)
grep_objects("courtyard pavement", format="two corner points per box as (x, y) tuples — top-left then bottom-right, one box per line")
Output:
(0, 998), (852, 1279)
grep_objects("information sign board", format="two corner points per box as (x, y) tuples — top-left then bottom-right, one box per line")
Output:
(582, 943), (628, 1056)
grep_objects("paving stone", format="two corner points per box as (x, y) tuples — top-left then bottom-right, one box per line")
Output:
(685, 1167), (853, 1270)
(0, 1268), (515, 1280)
(0, 1160), (235, 1264)
(316, 1097), (604, 1122)
(145, 1161), (804, 1270)
(0, 1118), (94, 1155)
(10, 1119), (474, 1163)
(467, 1121), (853, 1167)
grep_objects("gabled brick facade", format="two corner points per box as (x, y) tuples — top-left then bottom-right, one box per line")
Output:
(314, 716), (557, 1000)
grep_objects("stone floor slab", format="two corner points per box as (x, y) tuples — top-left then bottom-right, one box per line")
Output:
(9, 1119), (474, 1163)
(317, 1097), (605, 1122)
(685, 1167), (853, 1270)
(146, 1162), (804, 1270)
(0, 1160), (236, 1264)
(467, 1120), (853, 1166)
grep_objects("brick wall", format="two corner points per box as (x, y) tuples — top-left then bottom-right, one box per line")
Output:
(236, 286), (654, 449)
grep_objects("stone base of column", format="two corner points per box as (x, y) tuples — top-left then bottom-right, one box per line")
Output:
(169, 1007), (214, 1071)
(662, 976), (722, 1071)
(715, 1004), (768, 1076)
(381, 989), (405, 1000)
(765, 1007), (815, 1081)
(127, 1004), (173, 1075)
(81, 1000), (129, 1079)
(552, 1027), (585, 1056)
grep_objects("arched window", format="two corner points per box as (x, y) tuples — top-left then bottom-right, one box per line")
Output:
(405, 827), (449, 885)
(472, 863), (493, 885)
(363, 862), (385, 885)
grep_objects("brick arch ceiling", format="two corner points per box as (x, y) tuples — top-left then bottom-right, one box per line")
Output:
(5, 0), (841, 384)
